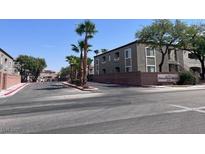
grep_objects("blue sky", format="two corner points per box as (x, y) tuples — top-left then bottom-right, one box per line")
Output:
(0, 19), (204, 72)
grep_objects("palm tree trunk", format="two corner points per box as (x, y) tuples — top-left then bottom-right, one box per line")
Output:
(80, 51), (83, 86)
(70, 65), (73, 83)
(159, 54), (165, 72)
(83, 50), (87, 86)
(83, 39), (88, 86)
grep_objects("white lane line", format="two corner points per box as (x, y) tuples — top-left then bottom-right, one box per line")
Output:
(170, 104), (205, 114)
(164, 109), (189, 114)
(170, 104), (193, 111)
(194, 106), (205, 110)
(194, 109), (205, 114)
(33, 93), (105, 102)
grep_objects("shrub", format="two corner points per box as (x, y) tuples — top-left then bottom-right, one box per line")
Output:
(177, 71), (199, 85)
(71, 79), (81, 86)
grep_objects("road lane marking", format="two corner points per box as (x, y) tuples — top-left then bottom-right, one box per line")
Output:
(33, 93), (105, 102)
(170, 104), (205, 114)
(164, 109), (189, 114)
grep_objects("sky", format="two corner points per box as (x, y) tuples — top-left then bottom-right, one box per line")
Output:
(0, 19), (204, 72)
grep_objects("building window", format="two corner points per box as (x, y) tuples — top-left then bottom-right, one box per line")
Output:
(146, 48), (155, 56)
(115, 67), (120, 73)
(125, 67), (132, 72)
(146, 57), (155, 65)
(174, 50), (177, 61)
(4, 58), (8, 68)
(95, 59), (99, 75)
(169, 64), (178, 72)
(124, 48), (132, 72)
(102, 56), (106, 63)
(168, 49), (171, 60)
(188, 53), (198, 59)
(114, 52), (120, 61)
(145, 47), (156, 72)
(102, 69), (106, 74)
(168, 49), (177, 61)
(0, 55), (3, 65)
(108, 55), (111, 61)
(147, 66), (156, 72)
(125, 48), (131, 58)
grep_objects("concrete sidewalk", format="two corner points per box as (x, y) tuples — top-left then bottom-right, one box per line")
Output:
(136, 84), (205, 93)
(0, 83), (28, 98)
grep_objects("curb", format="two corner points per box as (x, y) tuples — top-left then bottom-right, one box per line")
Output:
(62, 82), (98, 91)
(0, 83), (29, 97)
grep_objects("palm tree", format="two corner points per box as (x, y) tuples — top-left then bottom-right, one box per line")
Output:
(94, 50), (99, 55)
(71, 41), (84, 85)
(75, 20), (97, 87)
(71, 41), (92, 85)
(66, 55), (80, 82)
(101, 49), (108, 53)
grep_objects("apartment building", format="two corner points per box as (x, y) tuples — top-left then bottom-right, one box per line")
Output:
(93, 41), (196, 86)
(0, 48), (16, 74)
(183, 51), (201, 76)
(0, 48), (20, 90)
(38, 70), (58, 82)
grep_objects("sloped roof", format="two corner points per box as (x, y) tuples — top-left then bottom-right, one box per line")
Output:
(94, 40), (139, 57)
(0, 48), (14, 60)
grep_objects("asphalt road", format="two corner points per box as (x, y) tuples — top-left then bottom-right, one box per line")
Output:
(1, 81), (205, 133)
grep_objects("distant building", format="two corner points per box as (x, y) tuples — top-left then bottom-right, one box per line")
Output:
(87, 64), (94, 81)
(88, 64), (94, 75)
(0, 48), (21, 90)
(38, 70), (58, 82)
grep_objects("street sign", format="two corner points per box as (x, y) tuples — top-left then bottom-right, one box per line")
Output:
(157, 74), (179, 82)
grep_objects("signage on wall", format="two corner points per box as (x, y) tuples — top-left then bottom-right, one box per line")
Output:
(157, 74), (179, 82)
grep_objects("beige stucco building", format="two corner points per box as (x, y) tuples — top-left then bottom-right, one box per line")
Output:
(94, 41), (184, 75)
(38, 70), (58, 82)
(0, 48), (16, 74)
(93, 41), (202, 85)
(0, 48), (20, 90)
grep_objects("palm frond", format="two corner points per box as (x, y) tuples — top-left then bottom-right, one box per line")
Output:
(75, 23), (85, 36)
(71, 44), (79, 52)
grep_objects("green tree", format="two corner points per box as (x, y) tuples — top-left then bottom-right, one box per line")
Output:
(179, 24), (205, 79)
(75, 20), (97, 86)
(15, 55), (47, 82)
(33, 58), (47, 82)
(65, 55), (80, 82)
(136, 19), (186, 72)
(58, 67), (70, 81)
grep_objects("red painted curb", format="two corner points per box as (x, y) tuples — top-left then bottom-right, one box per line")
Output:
(4, 84), (26, 96)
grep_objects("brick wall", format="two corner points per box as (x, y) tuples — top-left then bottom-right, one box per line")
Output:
(0, 72), (21, 90)
(93, 72), (142, 86)
(93, 72), (178, 86)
